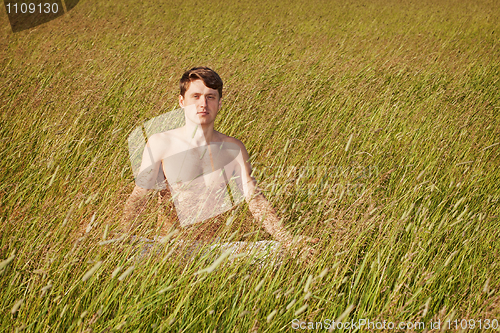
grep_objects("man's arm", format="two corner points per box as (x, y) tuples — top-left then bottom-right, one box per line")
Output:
(233, 139), (309, 248)
(121, 135), (165, 233)
(246, 189), (296, 246)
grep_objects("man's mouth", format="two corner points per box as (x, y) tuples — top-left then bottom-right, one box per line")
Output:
(197, 111), (209, 115)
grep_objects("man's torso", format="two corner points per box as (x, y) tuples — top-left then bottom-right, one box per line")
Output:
(150, 128), (245, 227)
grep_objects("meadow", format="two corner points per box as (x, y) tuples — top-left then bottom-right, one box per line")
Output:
(1, 0), (499, 331)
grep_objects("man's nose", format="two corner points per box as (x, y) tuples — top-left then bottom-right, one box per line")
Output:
(198, 96), (207, 107)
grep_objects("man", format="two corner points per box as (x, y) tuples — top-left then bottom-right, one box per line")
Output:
(122, 67), (317, 259)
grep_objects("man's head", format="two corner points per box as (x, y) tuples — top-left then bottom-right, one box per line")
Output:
(179, 67), (223, 126)
(179, 67), (223, 99)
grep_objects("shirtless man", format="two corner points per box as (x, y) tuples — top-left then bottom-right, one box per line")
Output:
(122, 67), (317, 258)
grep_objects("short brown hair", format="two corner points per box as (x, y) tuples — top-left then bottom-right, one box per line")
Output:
(180, 67), (223, 98)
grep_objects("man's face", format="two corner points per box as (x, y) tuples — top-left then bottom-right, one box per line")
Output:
(179, 79), (222, 126)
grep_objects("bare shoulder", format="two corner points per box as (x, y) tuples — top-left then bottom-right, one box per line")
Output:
(217, 131), (246, 149)
(146, 130), (177, 157)
(217, 132), (251, 163)
(218, 132), (249, 153)
(147, 131), (169, 147)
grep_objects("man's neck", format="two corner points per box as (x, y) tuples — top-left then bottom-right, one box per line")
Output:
(183, 122), (216, 146)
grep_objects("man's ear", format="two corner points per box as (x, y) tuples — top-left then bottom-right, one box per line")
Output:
(218, 97), (222, 109)
(179, 95), (185, 108)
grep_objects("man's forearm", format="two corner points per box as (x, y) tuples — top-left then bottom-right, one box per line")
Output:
(122, 186), (150, 231)
(247, 191), (294, 246)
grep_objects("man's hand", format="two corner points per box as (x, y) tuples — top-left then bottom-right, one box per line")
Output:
(246, 191), (320, 263)
(227, 138), (321, 263)
(283, 235), (319, 263)
(296, 235), (320, 244)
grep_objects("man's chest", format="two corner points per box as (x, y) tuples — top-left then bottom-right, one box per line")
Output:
(161, 143), (240, 187)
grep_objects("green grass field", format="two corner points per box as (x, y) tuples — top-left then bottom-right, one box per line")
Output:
(1, 0), (499, 331)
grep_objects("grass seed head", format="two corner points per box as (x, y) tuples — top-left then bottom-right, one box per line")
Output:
(60, 304), (68, 318)
(294, 303), (308, 316)
(159, 229), (179, 244)
(111, 266), (123, 278)
(11, 299), (24, 315)
(163, 246), (177, 261)
(118, 266), (135, 281)
(483, 277), (490, 293)
(82, 261), (103, 282)
(284, 287), (295, 297)
(453, 197), (465, 211)
(304, 275), (313, 293)
(14, 324), (26, 333)
(102, 224), (109, 241)
(158, 285), (173, 294)
(48, 165), (59, 187)
(457, 206), (468, 221)
(335, 304), (354, 322)
(345, 134), (354, 152)
(115, 321), (126, 330)
(286, 299), (296, 310)
(266, 309), (277, 322)
(41, 280), (53, 295)
(85, 212), (96, 233)
(318, 267), (329, 279)
(238, 310), (249, 317)
(0, 252), (16, 270)
(254, 278), (265, 292)
(444, 251), (458, 267)
(423, 297), (431, 317)
(196, 248), (233, 274)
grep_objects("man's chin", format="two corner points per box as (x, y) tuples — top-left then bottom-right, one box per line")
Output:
(186, 115), (214, 126)
(196, 119), (213, 125)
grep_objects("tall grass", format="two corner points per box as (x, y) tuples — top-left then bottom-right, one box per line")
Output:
(1, 0), (499, 331)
